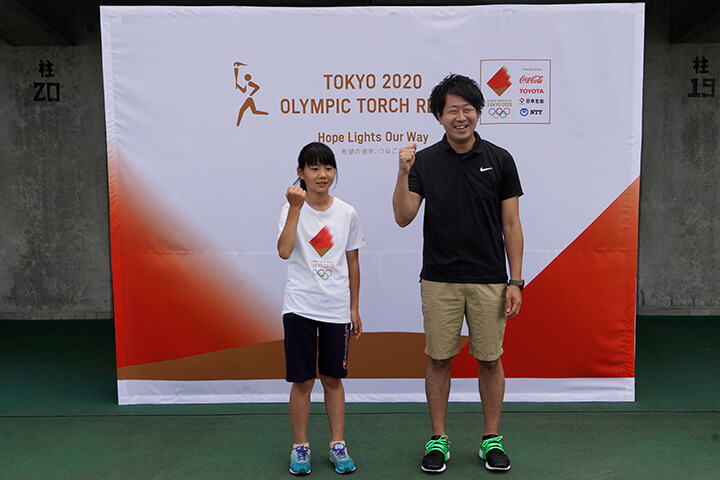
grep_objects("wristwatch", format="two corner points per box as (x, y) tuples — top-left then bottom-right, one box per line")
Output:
(508, 279), (525, 290)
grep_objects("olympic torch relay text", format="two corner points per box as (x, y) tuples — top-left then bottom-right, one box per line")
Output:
(279, 97), (427, 114)
(279, 72), (430, 115)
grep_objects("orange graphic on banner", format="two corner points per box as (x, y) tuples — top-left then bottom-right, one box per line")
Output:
(108, 155), (281, 369)
(487, 67), (512, 96)
(451, 178), (640, 379)
(310, 226), (334, 257)
(234, 61), (268, 125)
(109, 147), (638, 380)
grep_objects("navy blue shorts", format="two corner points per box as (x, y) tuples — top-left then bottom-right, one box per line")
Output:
(283, 312), (350, 383)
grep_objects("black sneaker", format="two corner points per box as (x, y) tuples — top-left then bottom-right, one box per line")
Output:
(421, 435), (450, 473)
(480, 435), (511, 472)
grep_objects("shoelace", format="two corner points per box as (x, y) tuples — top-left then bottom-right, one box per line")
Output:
(294, 445), (310, 461)
(481, 436), (505, 454)
(331, 443), (348, 459)
(424, 435), (450, 454)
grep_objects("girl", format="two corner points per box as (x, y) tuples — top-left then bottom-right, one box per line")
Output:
(277, 142), (365, 475)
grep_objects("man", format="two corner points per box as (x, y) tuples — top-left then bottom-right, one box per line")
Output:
(392, 74), (524, 474)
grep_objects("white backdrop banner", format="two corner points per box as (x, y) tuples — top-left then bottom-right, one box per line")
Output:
(101, 4), (644, 404)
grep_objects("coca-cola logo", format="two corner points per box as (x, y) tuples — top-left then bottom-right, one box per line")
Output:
(519, 75), (544, 84)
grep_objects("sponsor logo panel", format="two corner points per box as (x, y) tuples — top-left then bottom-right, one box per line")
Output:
(480, 59), (551, 125)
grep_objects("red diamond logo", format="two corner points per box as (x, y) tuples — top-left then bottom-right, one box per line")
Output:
(310, 226), (334, 257)
(487, 67), (512, 97)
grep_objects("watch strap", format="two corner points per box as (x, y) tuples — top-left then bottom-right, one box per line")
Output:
(508, 279), (525, 290)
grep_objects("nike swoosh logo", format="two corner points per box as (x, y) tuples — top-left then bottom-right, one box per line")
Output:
(480, 167), (493, 172)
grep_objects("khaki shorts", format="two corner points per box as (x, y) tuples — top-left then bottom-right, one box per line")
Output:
(421, 280), (507, 361)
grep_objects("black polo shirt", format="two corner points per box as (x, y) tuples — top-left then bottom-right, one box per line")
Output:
(408, 132), (523, 283)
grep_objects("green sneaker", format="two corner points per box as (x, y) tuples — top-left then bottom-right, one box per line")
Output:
(289, 444), (311, 475)
(421, 435), (451, 473)
(480, 435), (511, 472)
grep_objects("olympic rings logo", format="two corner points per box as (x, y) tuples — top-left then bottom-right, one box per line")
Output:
(487, 107), (510, 118)
(313, 268), (333, 280)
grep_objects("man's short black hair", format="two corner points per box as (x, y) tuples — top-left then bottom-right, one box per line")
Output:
(429, 74), (485, 118)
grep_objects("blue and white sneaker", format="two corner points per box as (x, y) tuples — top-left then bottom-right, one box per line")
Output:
(289, 444), (311, 475)
(329, 441), (356, 474)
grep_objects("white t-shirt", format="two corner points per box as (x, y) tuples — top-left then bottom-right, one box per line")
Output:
(279, 197), (365, 324)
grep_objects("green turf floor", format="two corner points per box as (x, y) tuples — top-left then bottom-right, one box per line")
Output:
(1, 317), (719, 479)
